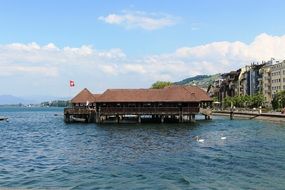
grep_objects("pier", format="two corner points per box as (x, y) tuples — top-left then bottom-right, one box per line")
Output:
(64, 85), (213, 124)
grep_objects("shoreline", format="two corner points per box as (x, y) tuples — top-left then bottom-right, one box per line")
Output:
(213, 110), (285, 122)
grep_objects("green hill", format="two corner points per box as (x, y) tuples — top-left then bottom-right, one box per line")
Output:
(175, 74), (221, 88)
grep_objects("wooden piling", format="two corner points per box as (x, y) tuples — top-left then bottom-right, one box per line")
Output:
(161, 115), (165, 123)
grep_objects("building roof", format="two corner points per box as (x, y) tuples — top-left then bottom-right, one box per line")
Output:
(71, 88), (97, 104)
(96, 85), (212, 103)
(93, 94), (102, 101)
(184, 85), (212, 101)
(71, 85), (212, 104)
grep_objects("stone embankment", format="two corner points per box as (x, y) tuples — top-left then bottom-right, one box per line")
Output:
(213, 110), (285, 122)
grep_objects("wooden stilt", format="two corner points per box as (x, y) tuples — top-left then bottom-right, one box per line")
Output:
(179, 115), (183, 123)
(192, 114), (196, 122)
(116, 115), (120, 124)
(161, 115), (164, 123)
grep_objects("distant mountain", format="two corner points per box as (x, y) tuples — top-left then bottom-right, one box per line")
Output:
(0, 95), (71, 105)
(0, 95), (34, 105)
(175, 74), (221, 88)
(24, 95), (70, 103)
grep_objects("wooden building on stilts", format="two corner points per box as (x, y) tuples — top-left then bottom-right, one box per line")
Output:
(64, 85), (213, 123)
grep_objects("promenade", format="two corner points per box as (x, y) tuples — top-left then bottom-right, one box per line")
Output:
(213, 110), (285, 122)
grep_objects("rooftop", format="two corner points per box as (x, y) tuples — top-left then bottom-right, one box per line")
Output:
(71, 85), (212, 104)
(71, 88), (99, 104)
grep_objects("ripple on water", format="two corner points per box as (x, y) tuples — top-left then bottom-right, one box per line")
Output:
(1, 108), (285, 189)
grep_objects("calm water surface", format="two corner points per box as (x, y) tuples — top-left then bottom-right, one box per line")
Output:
(0, 107), (285, 189)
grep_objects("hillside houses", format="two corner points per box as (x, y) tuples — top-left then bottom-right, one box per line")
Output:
(209, 58), (285, 107)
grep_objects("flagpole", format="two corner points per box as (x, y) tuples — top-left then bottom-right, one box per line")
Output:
(69, 81), (71, 107)
(69, 80), (75, 107)
(69, 83), (71, 106)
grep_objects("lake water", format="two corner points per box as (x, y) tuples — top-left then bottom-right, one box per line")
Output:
(0, 107), (285, 189)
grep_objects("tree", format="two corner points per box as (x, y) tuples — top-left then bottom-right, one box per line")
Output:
(212, 96), (219, 102)
(151, 81), (172, 89)
(223, 96), (233, 108)
(222, 94), (266, 109)
(272, 91), (285, 110)
(251, 93), (266, 108)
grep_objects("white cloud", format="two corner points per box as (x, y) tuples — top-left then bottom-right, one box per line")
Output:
(123, 64), (146, 74)
(0, 65), (58, 77)
(98, 10), (177, 30)
(63, 45), (93, 56)
(99, 14), (124, 24)
(43, 43), (59, 50)
(96, 48), (126, 59)
(118, 33), (285, 81)
(99, 64), (118, 75)
(1, 33), (285, 96)
(0, 43), (126, 78)
(176, 33), (285, 63)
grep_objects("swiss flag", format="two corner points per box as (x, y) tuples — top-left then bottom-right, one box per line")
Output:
(70, 80), (75, 87)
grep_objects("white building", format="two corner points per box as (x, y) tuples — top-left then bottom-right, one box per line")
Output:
(271, 60), (285, 96)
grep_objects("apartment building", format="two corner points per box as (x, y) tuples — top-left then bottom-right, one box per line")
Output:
(259, 64), (272, 103)
(271, 60), (285, 96)
(238, 65), (251, 96)
(238, 63), (264, 96)
(209, 59), (285, 107)
(217, 70), (240, 102)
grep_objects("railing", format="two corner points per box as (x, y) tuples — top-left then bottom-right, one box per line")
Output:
(64, 108), (96, 115)
(64, 107), (200, 115)
(99, 107), (200, 115)
(182, 107), (200, 113)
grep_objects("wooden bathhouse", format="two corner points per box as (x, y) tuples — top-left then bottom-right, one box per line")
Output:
(64, 85), (212, 123)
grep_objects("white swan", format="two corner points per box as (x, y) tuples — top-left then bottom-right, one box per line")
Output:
(198, 138), (205, 143)
(193, 136), (205, 143)
(221, 134), (226, 140)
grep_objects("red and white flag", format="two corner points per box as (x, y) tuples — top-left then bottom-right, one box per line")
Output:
(69, 80), (75, 87)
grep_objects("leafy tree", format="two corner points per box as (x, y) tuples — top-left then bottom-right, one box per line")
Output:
(223, 96), (233, 108)
(151, 81), (172, 89)
(242, 95), (251, 107)
(212, 96), (219, 102)
(251, 93), (266, 108)
(272, 91), (285, 110)
(223, 94), (266, 108)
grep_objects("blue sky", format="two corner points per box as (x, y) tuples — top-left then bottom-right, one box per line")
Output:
(1, 0), (285, 97)
(1, 0), (285, 54)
